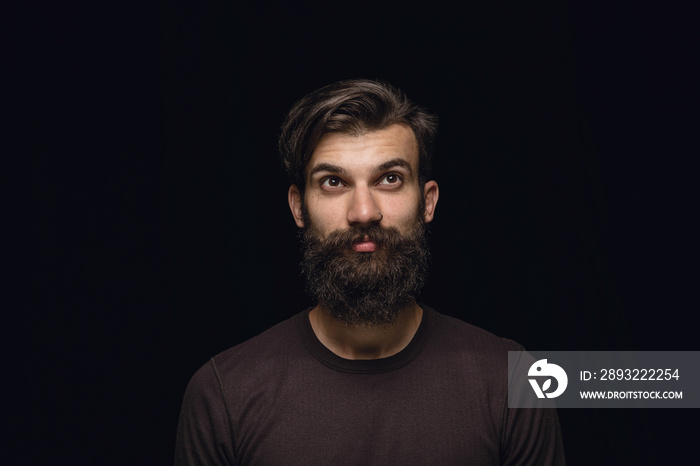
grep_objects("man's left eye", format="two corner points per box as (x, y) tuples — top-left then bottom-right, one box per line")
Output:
(379, 173), (402, 186)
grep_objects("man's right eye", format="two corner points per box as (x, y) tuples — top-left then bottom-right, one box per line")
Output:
(321, 177), (344, 188)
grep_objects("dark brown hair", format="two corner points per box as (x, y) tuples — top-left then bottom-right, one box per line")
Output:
(278, 79), (438, 192)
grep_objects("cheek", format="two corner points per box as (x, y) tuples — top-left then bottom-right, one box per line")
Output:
(305, 198), (345, 235)
(383, 194), (422, 226)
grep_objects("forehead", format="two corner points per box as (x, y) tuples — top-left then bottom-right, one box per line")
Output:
(306, 124), (419, 176)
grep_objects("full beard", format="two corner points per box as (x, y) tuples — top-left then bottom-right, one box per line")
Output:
(300, 216), (430, 327)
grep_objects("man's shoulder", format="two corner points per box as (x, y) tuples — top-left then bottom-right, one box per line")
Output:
(424, 306), (524, 386)
(216, 310), (306, 368)
(427, 305), (524, 353)
(187, 310), (307, 390)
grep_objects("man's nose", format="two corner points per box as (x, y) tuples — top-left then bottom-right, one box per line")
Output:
(346, 186), (382, 226)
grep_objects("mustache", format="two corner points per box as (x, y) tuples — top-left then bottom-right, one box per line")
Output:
(303, 223), (419, 252)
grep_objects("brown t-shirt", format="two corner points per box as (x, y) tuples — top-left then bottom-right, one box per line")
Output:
(175, 306), (565, 465)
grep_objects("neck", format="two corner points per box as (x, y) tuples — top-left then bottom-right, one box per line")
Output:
(309, 301), (423, 360)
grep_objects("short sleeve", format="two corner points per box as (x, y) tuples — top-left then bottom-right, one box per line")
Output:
(500, 349), (566, 465)
(174, 360), (236, 466)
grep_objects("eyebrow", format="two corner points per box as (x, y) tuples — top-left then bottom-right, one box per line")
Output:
(308, 163), (346, 179)
(308, 157), (414, 179)
(375, 158), (414, 177)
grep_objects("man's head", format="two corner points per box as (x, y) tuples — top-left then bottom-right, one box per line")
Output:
(279, 79), (440, 326)
(278, 79), (438, 196)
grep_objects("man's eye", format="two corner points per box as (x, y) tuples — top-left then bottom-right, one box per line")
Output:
(321, 177), (344, 188)
(378, 173), (403, 186)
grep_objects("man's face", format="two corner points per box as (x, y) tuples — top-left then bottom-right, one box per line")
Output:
(288, 124), (439, 326)
(289, 124), (438, 237)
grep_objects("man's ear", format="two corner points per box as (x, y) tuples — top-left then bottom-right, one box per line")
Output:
(288, 185), (305, 228)
(422, 180), (439, 223)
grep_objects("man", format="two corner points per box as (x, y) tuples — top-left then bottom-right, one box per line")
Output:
(175, 79), (565, 465)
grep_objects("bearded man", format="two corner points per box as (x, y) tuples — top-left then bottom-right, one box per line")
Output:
(175, 79), (566, 465)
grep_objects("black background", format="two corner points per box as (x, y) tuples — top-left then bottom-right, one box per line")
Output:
(14, 0), (696, 464)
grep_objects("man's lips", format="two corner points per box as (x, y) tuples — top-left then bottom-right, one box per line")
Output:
(351, 235), (377, 252)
